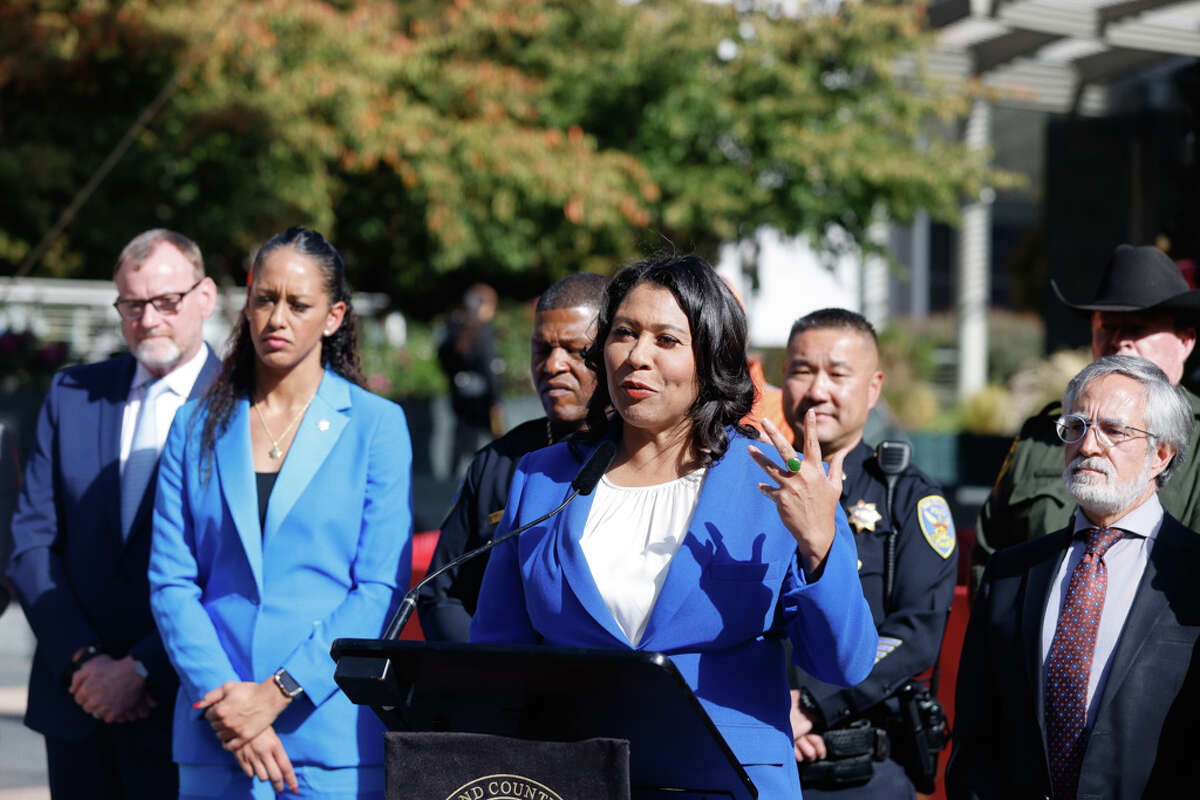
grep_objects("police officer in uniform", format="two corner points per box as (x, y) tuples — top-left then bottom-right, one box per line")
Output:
(418, 273), (608, 641)
(780, 309), (957, 798)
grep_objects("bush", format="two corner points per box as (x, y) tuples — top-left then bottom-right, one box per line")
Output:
(892, 382), (940, 430)
(360, 319), (448, 399)
(877, 311), (1049, 435)
(1007, 349), (1091, 421)
(960, 384), (1016, 434)
(360, 300), (542, 402)
(0, 329), (71, 392)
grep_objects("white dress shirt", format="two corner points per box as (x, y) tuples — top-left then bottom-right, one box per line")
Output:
(119, 345), (212, 475)
(580, 468), (707, 646)
(1038, 493), (1163, 742)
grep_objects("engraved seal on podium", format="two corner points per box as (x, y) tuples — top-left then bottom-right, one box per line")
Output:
(445, 774), (565, 800)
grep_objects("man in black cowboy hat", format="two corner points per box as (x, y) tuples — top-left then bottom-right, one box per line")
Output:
(976, 244), (1200, 575)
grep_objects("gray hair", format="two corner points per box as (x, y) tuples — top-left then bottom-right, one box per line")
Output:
(1062, 354), (1194, 486)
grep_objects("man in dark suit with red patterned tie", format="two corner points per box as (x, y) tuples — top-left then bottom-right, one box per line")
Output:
(948, 354), (1200, 800)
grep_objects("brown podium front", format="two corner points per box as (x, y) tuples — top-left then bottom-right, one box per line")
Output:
(331, 638), (757, 800)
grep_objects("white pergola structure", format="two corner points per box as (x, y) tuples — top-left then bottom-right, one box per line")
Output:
(925, 0), (1200, 398)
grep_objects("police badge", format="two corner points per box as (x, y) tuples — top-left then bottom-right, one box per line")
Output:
(847, 499), (882, 532)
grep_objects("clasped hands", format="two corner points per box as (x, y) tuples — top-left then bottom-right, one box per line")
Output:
(748, 412), (847, 577)
(69, 653), (156, 724)
(195, 678), (298, 794)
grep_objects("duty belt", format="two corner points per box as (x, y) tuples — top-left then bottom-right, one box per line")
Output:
(799, 719), (890, 788)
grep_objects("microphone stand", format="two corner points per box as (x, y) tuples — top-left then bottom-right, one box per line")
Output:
(383, 441), (617, 640)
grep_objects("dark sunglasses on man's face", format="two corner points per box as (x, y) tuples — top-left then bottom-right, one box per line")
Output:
(113, 278), (204, 320)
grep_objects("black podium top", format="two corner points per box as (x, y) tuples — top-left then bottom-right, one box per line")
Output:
(332, 638), (757, 799)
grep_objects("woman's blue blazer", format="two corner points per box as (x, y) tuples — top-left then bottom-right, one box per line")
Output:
(470, 431), (877, 798)
(149, 370), (413, 769)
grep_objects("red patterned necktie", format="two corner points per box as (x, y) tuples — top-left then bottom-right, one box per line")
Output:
(1044, 526), (1125, 800)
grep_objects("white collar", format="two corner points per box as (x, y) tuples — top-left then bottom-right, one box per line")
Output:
(131, 343), (211, 397)
(1072, 492), (1164, 540)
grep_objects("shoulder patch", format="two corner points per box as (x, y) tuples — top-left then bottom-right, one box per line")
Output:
(917, 495), (956, 560)
(487, 508), (505, 526)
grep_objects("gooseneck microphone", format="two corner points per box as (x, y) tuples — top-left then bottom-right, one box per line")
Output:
(383, 441), (617, 640)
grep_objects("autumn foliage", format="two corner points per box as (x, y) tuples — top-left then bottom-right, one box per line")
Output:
(1, 0), (996, 313)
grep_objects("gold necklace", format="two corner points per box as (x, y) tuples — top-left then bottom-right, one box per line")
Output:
(253, 395), (313, 459)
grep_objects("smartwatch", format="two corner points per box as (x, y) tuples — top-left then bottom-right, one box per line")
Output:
(272, 668), (303, 699)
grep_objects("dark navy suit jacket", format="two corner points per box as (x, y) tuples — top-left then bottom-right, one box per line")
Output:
(947, 511), (1200, 799)
(6, 350), (219, 741)
(471, 431), (878, 799)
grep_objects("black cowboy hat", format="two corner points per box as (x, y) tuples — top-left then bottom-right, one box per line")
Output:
(1051, 244), (1200, 315)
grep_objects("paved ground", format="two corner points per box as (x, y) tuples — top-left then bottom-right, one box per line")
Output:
(0, 603), (48, 800)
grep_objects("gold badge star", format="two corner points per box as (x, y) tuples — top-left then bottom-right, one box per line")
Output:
(848, 499), (882, 533)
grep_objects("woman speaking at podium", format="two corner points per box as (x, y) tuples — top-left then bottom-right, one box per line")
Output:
(471, 254), (876, 797)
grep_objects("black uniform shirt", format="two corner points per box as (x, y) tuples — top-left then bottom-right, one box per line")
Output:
(417, 418), (553, 642)
(795, 441), (958, 728)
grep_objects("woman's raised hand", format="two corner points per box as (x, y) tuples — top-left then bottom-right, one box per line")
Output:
(748, 412), (847, 577)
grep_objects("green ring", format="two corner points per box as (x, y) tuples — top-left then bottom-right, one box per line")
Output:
(786, 456), (802, 473)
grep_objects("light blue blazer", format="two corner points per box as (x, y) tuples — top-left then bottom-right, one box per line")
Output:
(149, 370), (413, 769)
(470, 431), (877, 799)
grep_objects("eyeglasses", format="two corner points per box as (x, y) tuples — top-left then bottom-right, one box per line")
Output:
(113, 278), (204, 320)
(1055, 413), (1157, 447)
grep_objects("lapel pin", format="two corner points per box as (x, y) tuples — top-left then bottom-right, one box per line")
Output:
(317, 419), (330, 431)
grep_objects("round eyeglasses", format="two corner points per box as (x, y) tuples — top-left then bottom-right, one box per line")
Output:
(1055, 413), (1156, 447)
(112, 278), (204, 320)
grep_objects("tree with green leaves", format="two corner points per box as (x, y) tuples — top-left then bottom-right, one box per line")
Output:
(2, 0), (998, 313)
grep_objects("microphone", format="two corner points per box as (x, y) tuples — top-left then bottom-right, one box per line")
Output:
(570, 440), (616, 496)
(383, 441), (617, 640)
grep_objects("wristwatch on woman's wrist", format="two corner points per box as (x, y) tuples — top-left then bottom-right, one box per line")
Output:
(272, 667), (303, 699)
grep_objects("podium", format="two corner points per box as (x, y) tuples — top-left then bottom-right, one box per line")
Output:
(331, 638), (757, 799)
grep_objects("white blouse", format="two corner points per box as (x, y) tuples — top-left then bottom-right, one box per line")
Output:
(579, 468), (707, 646)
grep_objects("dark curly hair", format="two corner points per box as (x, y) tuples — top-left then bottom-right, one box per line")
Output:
(198, 226), (363, 476)
(582, 253), (756, 466)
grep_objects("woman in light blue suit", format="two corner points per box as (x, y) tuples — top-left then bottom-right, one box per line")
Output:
(150, 227), (413, 799)
(471, 255), (877, 798)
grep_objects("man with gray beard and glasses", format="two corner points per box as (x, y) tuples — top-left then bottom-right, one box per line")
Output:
(975, 245), (1200, 590)
(948, 355), (1200, 800)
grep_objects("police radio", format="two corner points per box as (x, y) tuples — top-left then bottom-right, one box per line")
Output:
(875, 440), (911, 606)
(875, 439), (949, 794)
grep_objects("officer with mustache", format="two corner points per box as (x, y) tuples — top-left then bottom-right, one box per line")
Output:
(418, 273), (608, 642)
